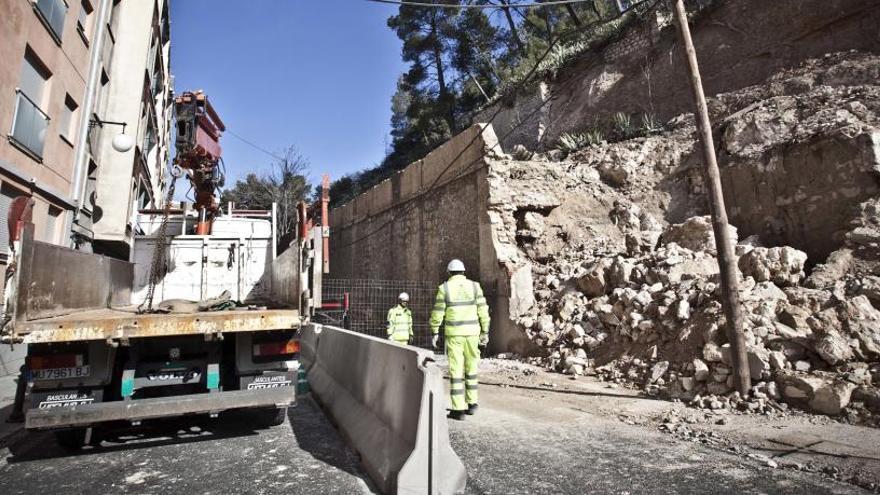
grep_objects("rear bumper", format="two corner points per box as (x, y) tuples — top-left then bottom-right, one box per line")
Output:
(25, 387), (295, 430)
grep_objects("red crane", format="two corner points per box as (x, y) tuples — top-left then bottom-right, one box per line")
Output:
(173, 90), (225, 235)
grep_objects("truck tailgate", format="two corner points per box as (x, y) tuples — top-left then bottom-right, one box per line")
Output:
(16, 308), (300, 344)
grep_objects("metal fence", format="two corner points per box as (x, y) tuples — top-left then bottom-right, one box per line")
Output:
(314, 279), (440, 349)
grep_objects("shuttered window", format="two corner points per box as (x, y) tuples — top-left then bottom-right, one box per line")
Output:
(0, 185), (25, 256)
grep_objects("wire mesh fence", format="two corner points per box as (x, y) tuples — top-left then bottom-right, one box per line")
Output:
(314, 278), (441, 349)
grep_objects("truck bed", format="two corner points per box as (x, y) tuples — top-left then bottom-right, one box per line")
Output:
(16, 307), (301, 344)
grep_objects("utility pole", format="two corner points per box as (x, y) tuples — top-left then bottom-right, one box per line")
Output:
(670, 0), (751, 395)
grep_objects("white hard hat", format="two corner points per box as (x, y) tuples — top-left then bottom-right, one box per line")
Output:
(398, 292), (409, 302)
(447, 259), (466, 272)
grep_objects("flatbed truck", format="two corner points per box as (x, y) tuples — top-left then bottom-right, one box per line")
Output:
(1, 198), (325, 448)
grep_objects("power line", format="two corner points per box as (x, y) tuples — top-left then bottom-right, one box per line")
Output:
(224, 128), (287, 162)
(366, 0), (599, 8)
(335, 0), (657, 250)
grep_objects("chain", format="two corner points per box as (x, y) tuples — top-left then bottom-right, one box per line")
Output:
(139, 174), (178, 313)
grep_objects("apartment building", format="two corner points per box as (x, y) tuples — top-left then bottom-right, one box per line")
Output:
(0, 0), (171, 379)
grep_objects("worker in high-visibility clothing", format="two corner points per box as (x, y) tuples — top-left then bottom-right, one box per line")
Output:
(430, 259), (490, 420)
(386, 292), (413, 344)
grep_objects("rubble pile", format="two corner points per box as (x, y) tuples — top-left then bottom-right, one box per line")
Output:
(487, 52), (880, 420)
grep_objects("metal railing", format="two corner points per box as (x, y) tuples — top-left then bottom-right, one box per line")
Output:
(314, 278), (441, 349)
(10, 89), (50, 158)
(35, 0), (67, 41)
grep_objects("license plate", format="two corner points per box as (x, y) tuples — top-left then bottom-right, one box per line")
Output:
(38, 393), (95, 409)
(32, 366), (91, 381)
(247, 375), (292, 390)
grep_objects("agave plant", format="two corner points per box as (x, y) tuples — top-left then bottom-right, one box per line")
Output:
(611, 112), (634, 140)
(641, 113), (665, 135)
(556, 129), (605, 152)
(556, 132), (591, 152)
(585, 130), (604, 147)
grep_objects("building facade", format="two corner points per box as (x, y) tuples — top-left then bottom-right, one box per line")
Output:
(92, 0), (171, 259)
(0, 0), (171, 379)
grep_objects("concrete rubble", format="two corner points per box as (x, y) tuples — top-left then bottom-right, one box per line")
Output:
(486, 52), (880, 422)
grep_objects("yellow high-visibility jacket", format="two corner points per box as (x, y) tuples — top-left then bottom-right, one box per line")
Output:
(429, 274), (490, 337)
(386, 304), (413, 340)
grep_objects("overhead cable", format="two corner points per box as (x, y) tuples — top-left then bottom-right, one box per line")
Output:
(366, 0), (603, 9)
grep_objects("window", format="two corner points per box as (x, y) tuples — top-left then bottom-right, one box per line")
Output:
(34, 0), (68, 42)
(77, 0), (93, 43)
(0, 185), (24, 255)
(142, 119), (157, 155)
(10, 51), (51, 158)
(44, 205), (62, 243)
(59, 94), (77, 142)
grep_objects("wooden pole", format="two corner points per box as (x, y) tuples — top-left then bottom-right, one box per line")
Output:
(670, 0), (751, 395)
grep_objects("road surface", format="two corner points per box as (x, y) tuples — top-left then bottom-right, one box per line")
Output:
(0, 373), (871, 494)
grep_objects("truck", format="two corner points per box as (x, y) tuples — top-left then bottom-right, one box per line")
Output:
(0, 91), (329, 448)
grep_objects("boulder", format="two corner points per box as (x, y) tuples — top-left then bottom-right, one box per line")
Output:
(852, 386), (880, 413)
(776, 372), (825, 400)
(537, 315), (555, 334)
(680, 376), (696, 392)
(768, 351), (787, 370)
(747, 347), (771, 377)
(857, 275), (880, 307)
(509, 262), (536, 316)
(608, 257), (635, 288)
(577, 259), (612, 297)
(661, 216), (737, 254)
(647, 361), (669, 384)
(813, 329), (854, 365)
(693, 359), (710, 381)
(809, 381), (856, 415)
(805, 248), (853, 289)
(738, 247), (807, 287)
(840, 296), (880, 358)
(703, 343), (723, 363)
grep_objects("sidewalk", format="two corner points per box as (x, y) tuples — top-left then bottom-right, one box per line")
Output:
(0, 372), (24, 447)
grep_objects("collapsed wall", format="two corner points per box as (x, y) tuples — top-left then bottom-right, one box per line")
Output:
(478, 0), (880, 151)
(491, 52), (880, 419)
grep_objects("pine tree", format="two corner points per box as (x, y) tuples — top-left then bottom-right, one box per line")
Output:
(388, 2), (459, 135)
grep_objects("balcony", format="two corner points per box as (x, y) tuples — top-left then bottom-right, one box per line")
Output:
(9, 89), (50, 159)
(34, 0), (68, 43)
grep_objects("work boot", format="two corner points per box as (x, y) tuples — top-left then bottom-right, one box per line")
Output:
(466, 404), (478, 415)
(447, 410), (466, 421)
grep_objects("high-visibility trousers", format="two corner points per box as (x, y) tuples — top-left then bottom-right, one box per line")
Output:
(390, 334), (409, 344)
(446, 335), (480, 411)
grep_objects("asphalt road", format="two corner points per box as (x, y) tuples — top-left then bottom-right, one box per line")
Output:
(0, 382), (869, 494)
(0, 397), (374, 495)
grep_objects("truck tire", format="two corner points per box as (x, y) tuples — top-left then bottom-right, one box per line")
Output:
(255, 407), (287, 427)
(54, 428), (88, 450)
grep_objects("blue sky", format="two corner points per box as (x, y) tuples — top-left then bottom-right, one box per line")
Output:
(170, 0), (407, 186)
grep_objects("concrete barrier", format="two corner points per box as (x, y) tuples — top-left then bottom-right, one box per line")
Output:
(300, 323), (466, 494)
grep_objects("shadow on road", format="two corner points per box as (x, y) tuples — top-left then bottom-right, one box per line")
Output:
(290, 394), (377, 492)
(4, 410), (266, 464)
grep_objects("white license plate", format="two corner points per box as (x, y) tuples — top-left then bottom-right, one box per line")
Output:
(33, 366), (91, 381)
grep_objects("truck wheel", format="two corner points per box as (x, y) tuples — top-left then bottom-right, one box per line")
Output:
(54, 428), (88, 450)
(255, 407), (287, 427)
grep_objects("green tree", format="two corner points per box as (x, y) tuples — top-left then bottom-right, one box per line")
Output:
(388, 1), (459, 134)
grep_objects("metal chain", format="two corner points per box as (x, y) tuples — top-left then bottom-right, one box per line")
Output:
(139, 175), (178, 313)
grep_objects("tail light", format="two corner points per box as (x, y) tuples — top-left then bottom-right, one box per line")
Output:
(253, 340), (299, 357)
(28, 353), (84, 370)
